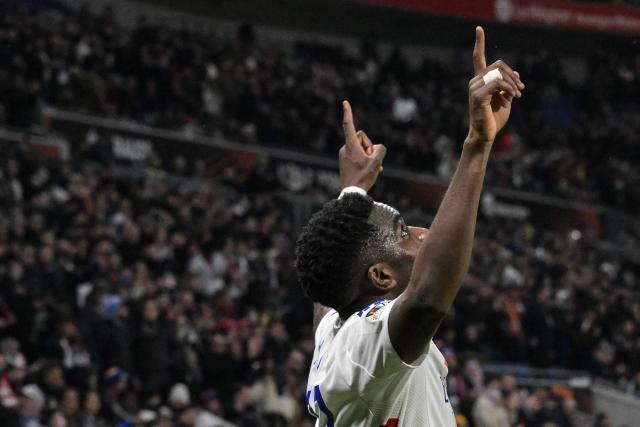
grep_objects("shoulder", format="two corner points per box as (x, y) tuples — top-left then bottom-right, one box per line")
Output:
(314, 308), (339, 341)
(313, 303), (333, 334)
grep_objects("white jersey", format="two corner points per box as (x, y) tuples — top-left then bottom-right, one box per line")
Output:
(306, 299), (456, 427)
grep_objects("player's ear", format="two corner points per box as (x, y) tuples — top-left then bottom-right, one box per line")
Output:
(367, 262), (398, 291)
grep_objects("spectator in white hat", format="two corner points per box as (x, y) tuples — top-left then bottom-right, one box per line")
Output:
(168, 383), (191, 411)
(19, 384), (46, 427)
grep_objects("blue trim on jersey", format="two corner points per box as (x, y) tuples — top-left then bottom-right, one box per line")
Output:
(314, 385), (335, 427)
(306, 390), (318, 418)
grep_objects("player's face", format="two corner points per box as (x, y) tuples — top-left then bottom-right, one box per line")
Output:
(368, 202), (429, 291)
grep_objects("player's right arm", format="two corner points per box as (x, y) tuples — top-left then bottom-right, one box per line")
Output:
(388, 27), (525, 364)
(312, 101), (387, 332)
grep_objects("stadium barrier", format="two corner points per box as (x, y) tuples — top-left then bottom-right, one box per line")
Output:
(484, 364), (640, 426)
(484, 363), (591, 389)
(484, 363), (594, 424)
(592, 380), (640, 427)
(0, 126), (71, 161)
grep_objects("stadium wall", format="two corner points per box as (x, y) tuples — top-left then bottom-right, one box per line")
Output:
(592, 381), (640, 427)
(357, 0), (640, 35)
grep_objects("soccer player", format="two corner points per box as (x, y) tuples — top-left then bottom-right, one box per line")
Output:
(295, 27), (525, 426)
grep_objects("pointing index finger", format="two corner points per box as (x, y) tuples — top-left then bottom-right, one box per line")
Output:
(473, 26), (487, 74)
(342, 100), (358, 150)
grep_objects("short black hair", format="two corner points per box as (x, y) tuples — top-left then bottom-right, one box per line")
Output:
(294, 193), (392, 310)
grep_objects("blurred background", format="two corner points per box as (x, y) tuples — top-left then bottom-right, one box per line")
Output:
(1, 0), (640, 426)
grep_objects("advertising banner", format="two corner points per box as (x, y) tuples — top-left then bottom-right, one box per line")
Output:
(359, 0), (640, 34)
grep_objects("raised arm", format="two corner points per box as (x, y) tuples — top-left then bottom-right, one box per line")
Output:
(312, 101), (387, 331)
(388, 27), (525, 363)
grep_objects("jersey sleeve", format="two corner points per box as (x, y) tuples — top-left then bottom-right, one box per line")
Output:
(338, 299), (429, 394)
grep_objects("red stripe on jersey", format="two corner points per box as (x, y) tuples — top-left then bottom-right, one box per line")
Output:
(381, 419), (399, 427)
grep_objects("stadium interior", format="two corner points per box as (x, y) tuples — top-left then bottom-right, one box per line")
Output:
(1, 0), (640, 426)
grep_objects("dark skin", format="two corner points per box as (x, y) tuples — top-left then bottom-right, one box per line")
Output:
(314, 27), (525, 364)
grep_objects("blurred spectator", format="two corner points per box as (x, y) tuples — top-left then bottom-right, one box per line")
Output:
(472, 377), (509, 427)
(593, 412), (612, 427)
(19, 384), (46, 427)
(79, 390), (107, 427)
(134, 298), (174, 399)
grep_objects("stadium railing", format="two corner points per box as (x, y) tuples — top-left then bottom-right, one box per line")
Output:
(485, 363), (640, 426)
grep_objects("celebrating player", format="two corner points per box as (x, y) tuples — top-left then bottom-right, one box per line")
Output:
(295, 27), (525, 426)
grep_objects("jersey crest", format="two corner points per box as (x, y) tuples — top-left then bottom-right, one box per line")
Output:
(356, 299), (389, 320)
(366, 302), (387, 320)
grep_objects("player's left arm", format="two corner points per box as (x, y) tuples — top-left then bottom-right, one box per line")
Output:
(388, 26), (525, 364)
(312, 101), (387, 332)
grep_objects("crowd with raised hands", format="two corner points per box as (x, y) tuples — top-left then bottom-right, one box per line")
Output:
(1, 3), (640, 211)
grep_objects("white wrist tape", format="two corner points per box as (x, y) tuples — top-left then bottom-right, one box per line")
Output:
(339, 186), (367, 199)
(483, 68), (503, 85)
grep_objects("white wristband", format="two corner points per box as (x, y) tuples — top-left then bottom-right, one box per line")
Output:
(339, 186), (367, 199)
(483, 68), (503, 85)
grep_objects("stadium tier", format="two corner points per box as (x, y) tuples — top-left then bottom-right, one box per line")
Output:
(1, 2), (640, 212)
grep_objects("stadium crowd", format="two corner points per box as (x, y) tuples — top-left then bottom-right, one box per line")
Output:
(0, 138), (638, 426)
(1, 2), (640, 427)
(1, 3), (640, 212)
